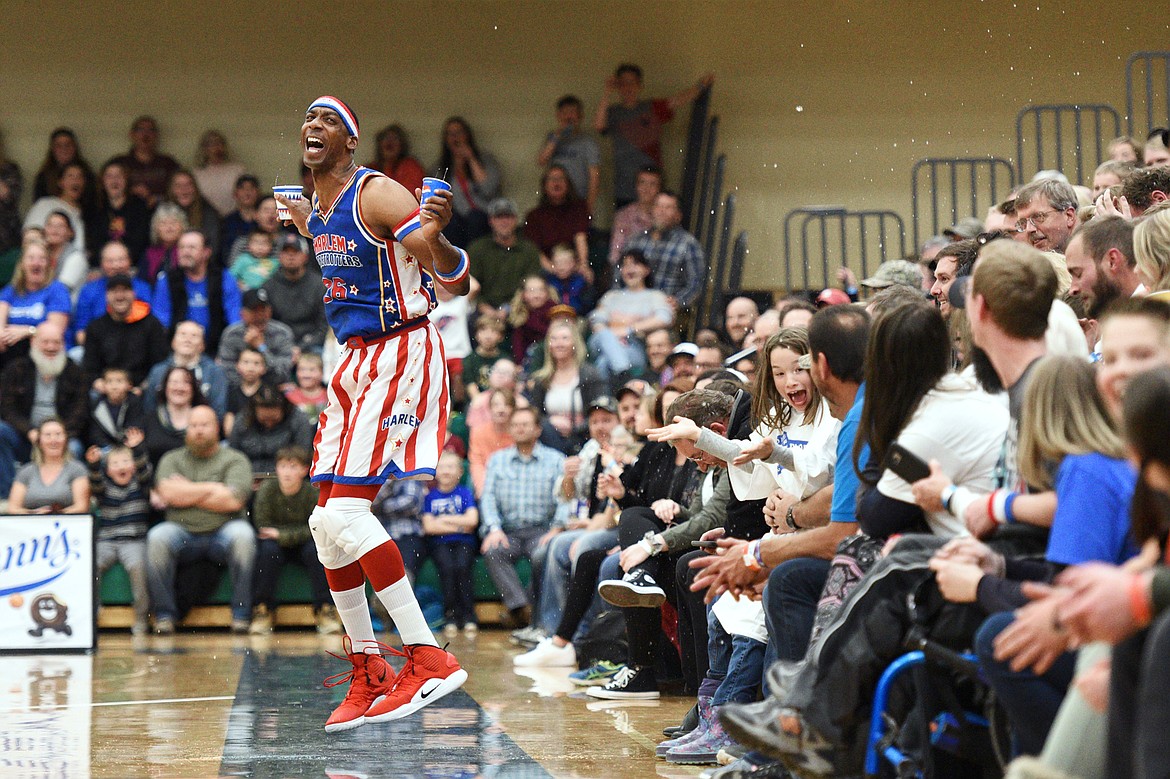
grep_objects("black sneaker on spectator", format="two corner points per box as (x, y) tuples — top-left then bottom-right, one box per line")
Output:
(598, 569), (666, 608)
(584, 664), (659, 700)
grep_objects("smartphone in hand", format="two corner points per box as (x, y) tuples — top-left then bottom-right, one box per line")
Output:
(883, 443), (931, 484)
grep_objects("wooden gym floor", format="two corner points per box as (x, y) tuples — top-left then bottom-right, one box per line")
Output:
(0, 629), (701, 779)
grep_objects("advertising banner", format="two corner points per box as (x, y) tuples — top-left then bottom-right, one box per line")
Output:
(0, 515), (95, 652)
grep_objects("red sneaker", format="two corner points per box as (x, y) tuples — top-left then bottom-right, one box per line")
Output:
(364, 644), (468, 723)
(322, 637), (396, 733)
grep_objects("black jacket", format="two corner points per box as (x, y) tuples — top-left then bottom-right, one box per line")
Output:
(82, 312), (170, 386)
(0, 356), (89, 439)
(723, 389), (770, 541)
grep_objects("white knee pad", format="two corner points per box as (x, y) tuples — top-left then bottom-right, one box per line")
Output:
(323, 497), (390, 561)
(309, 505), (356, 570)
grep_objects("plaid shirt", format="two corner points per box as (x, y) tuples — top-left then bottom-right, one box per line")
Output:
(624, 225), (705, 305)
(480, 443), (566, 536)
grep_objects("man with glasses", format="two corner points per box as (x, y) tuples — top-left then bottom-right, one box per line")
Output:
(1013, 179), (1080, 253)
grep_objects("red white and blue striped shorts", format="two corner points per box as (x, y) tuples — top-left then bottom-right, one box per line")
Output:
(311, 319), (449, 485)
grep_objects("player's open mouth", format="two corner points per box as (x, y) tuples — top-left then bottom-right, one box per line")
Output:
(787, 388), (808, 408)
(306, 136), (325, 150)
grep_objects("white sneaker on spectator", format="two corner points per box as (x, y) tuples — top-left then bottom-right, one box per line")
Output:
(510, 625), (547, 647)
(513, 637), (577, 667)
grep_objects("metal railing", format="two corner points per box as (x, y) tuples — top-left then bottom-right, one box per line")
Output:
(1016, 104), (1121, 183)
(911, 158), (1015, 247)
(674, 86), (752, 336)
(1126, 51), (1170, 138)
(680, 86), (713, 232)
(783, 207), (907, 293)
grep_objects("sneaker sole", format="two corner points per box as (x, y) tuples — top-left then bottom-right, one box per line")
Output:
(324, 715), (367, 733)
(666, 751), (719, 765)
(570, 675), (615, 687)
(364, 669), (469, 723)
(584, 687), (660, 700)
(597, 581), (666, 608)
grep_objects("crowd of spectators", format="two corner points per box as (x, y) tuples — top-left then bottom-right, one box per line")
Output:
(6, 64), (1170, 779)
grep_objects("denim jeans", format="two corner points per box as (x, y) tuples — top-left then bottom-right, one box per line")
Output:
(536, 528), (619, 633)
(587, 329), (646, 380)
(762, 556), (830, 692)
(707, 606), (767, 706)
(146, 519), (257, 621)
(975, 610), (1076, 757)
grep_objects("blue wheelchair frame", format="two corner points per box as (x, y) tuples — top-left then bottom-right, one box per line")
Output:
(863, 650), (992, 778)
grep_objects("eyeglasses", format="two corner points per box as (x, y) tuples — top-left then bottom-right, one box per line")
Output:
(1014, 210), (1062, 232)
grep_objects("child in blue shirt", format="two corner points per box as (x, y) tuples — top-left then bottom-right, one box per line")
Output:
(423, 451), (480, 637)
(544, 243), (591, 313)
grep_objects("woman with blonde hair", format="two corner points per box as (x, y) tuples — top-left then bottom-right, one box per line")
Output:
(1134, 208), (1170, 302)
(0, 239), (71, 366)
(527, 318), (605, 453)
(7, 417), (89, 514)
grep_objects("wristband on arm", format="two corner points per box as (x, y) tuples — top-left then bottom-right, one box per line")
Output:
(434, 246), (470, 284)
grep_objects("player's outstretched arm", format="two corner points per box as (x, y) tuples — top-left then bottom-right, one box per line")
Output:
(361, 177), (471, 297)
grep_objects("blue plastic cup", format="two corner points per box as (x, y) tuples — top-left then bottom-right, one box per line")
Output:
(420, 176), (451, 207)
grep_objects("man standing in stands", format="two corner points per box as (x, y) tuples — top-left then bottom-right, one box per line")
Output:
(623, 191), (705, 310)
(594, 63), (713, 209)
(1013, 179), (1079, 253)
(537, 95), (601, 215)
(107, 116), (180, 208)
(151, 230), (242, 354)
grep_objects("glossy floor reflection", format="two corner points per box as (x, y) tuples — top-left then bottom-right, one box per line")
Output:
(0, 631), (700, 778)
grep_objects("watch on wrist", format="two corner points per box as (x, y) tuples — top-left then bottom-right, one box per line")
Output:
(642, 530), (665, 556)
(785, 503), (799, 531)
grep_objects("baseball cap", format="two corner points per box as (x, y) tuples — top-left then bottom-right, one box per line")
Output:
(548, 303), (578, 321)
(815, 288), (851, 308)
(487, 198), (518, 218)
(588, 396), (619, 415)
(279, 233), (310, 253)
(106, 273), (134, 291)
(943, 217), (985, 240)
(667, 342), (699, 364)
(860, 260), (923, 290)
(242, 287), (271, 309)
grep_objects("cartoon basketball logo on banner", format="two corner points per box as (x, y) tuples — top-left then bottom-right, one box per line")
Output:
(0, 515), (94, 651)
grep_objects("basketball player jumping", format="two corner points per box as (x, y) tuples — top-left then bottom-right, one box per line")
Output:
(276, 96), (469, 732)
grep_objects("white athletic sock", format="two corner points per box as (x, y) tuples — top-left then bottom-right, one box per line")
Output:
(330, 584), (380, 654)
(374, 578), (438, 647)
